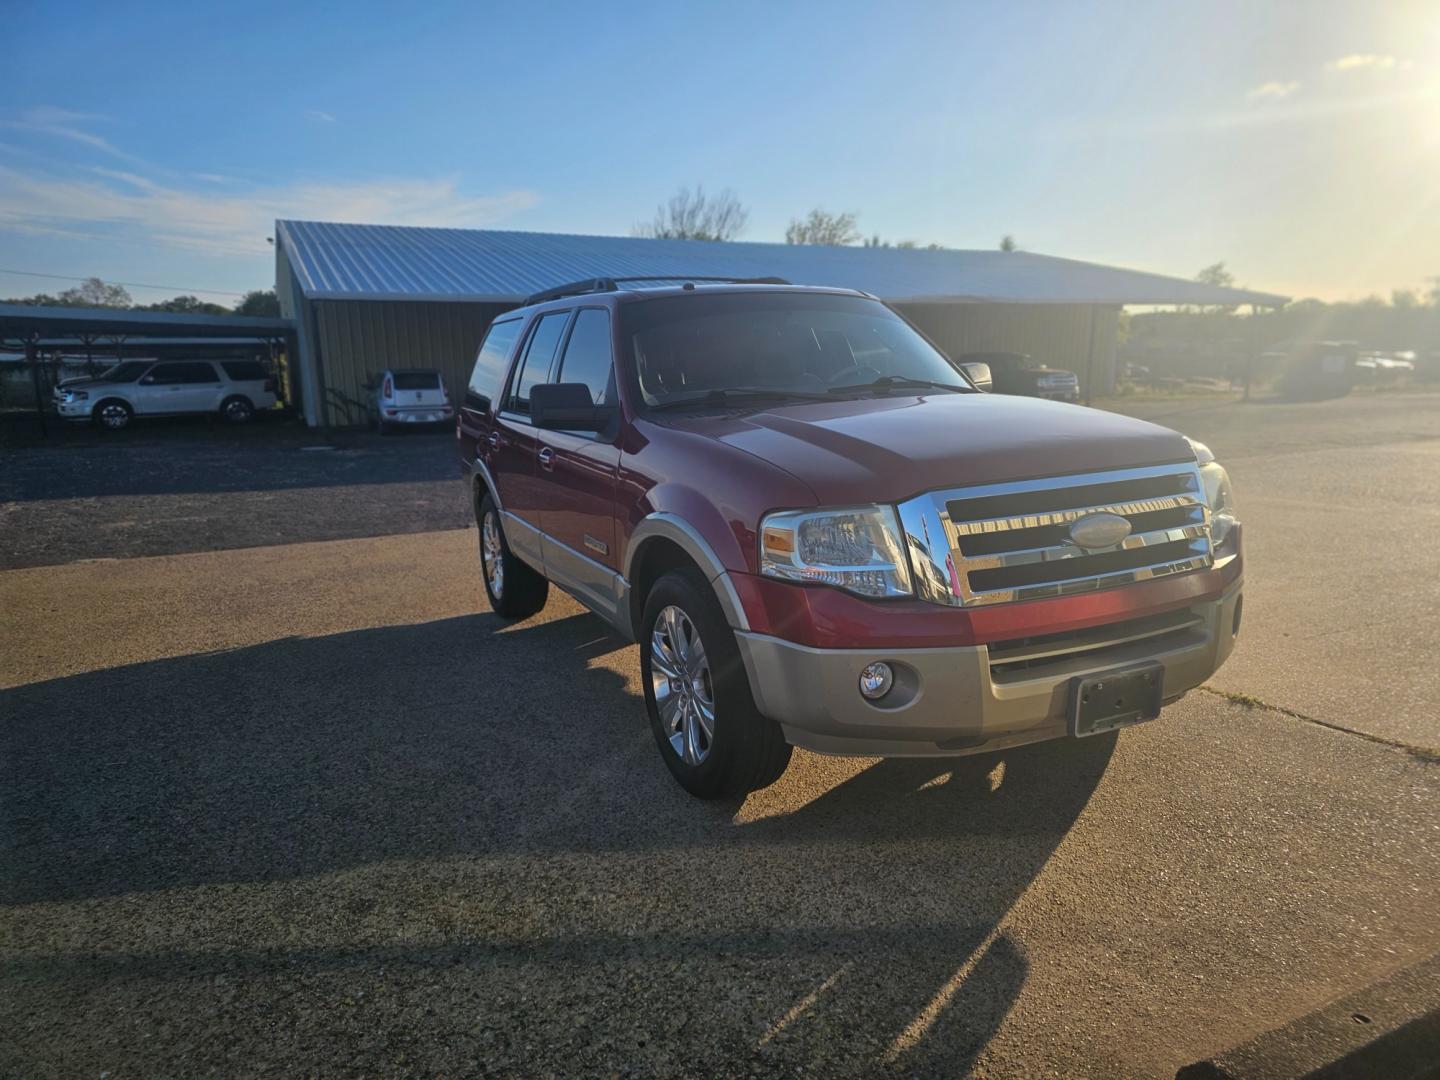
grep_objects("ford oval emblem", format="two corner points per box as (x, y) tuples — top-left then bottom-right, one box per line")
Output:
(1068, 512), (1132, 551)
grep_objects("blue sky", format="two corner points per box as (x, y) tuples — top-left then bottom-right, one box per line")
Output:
(3, 0), (1437, 304)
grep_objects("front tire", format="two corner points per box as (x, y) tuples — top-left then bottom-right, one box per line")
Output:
(478, 495), (548, 618)
(92, 399), (132, 431)
(641, 569), (792, 798)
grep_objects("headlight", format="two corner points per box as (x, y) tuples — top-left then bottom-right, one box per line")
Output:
(62, 390), (88, 401)
(1199, 461), (1236, 546)
(760, 505), (913, 598)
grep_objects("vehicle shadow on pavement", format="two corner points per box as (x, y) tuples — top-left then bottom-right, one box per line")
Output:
(2, 609), (1112, 1075)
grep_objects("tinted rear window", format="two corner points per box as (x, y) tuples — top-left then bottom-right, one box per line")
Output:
(221, 361), (269, 381)
(467, 319), (523, 410)
(393, 371), (441, 390)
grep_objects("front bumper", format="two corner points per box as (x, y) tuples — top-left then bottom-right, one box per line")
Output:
(735, 576), (1242, 757)
(54, 400), (92, 418)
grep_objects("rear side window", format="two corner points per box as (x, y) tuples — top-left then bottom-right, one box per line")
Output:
(392, 371), (441, 390)
(556, 308), (615, 406)
(466, 318), (523, 410)
(221, 361), (268, 381)
(506, 311), (571, 416)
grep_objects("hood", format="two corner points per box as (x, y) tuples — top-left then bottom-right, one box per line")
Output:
(655, 392), (1193, 505)
(55, 376), (109, 390)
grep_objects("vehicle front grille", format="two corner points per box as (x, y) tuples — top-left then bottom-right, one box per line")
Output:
(897, 463), (1213, 607)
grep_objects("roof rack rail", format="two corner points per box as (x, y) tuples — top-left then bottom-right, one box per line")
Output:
(522, 275), (791, 307)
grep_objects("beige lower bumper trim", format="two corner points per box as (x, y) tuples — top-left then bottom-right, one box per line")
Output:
(735, 579), (1243, 758)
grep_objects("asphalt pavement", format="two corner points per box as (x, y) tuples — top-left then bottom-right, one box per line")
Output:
(2, 392), (1437, 1078)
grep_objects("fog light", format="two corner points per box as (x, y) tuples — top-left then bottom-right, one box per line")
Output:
(859, 661), (894, 700)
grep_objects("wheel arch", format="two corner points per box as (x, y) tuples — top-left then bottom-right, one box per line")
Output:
(624, 514), (750, 638)
(470, 459), (502, 523)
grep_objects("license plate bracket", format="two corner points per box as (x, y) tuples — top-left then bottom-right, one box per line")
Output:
(1069, 662), (1165, 738)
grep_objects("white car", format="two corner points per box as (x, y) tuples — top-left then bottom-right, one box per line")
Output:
(53, 359), (278, 430)
(368, 368), (453, 433)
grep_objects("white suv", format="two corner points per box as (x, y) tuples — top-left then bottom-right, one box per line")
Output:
(53, 359), (278, 430)
(367, 367), (453, 433)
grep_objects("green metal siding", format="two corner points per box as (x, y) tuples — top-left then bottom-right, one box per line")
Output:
(898, 303), (1120, 396)
(311, 300), (513, 427)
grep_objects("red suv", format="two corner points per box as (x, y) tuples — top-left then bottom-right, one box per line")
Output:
(458, 278), (1242, 798)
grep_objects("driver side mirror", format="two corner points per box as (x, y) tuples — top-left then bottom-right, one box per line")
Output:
(960, 362), (992, 392)
(531, 382), (606, 432)
(139, 375), (156, 385)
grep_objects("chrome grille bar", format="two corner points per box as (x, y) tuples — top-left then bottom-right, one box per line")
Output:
(896, 463), (1214, 608)
(960, 522), (1210, 571)
(950, 493), (1205, 538)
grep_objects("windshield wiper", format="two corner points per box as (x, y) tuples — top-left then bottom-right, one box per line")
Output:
(647, 387), (830, 411)
(827, 376), (970, 396)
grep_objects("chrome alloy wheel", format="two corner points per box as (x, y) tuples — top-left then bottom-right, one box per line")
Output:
(223, 398), (253, 422)
(481, 511), (504, 598)
(98, 403), (129, 429)
(650, 604), (715, 765)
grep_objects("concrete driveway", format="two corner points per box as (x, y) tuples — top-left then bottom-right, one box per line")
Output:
(2, 393), (1437, 1078)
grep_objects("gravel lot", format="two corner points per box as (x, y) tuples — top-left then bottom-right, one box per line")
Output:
(2, 393), (1438, 1078)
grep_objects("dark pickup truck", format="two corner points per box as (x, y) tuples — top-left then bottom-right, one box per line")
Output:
(458, 279), (1242, 798)
(957, 350), (1081, 402)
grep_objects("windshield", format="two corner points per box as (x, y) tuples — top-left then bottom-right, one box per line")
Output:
(96, 361), (152, 383)
(622, 292), (970, 408)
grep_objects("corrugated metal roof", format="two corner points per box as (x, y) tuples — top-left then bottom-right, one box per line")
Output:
(275, 220), (1289, 307)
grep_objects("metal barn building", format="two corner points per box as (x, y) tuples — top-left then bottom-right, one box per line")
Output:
(274, 220), (1284, 428)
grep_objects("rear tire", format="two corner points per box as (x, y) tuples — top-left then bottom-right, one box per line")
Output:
(478, 495), (548, 618)
(92, 399), (132, 431)
(220, 395), (255, 424)
(641, 568), (792, 798)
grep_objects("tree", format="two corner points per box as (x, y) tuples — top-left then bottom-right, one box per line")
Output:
(1195, 262), (1235, 289)
(59, 277), (132, 308)
(235, 289), (281, 317)
(633, 186), (748, 241)
(785, 209), (860, 246)
(139, 295), (232, 316)
(3, 292), (64, 307)
(999, 235), (1017, 252)
(863, 235), (919, 249)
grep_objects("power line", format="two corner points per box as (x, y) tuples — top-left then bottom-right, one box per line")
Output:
(0, 267), (248, 298)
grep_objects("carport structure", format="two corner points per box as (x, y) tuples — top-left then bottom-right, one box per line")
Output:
(0, 303), (295, 436)
(274, 220), (1287, 428)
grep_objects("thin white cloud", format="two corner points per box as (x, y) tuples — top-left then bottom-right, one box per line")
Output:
(304, 109), (337, 123)
(1, 105), (147, 165)
(1247, 80), (1300, 101)
(1327, 54), (1400, 72)
(0, 161), (539, 257)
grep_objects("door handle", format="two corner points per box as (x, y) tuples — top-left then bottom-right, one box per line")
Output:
(538, 447), (555, 471)
(487, 431), (501, 450)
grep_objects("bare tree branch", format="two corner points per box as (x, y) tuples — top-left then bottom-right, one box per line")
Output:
(633, 186), (749, 241)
